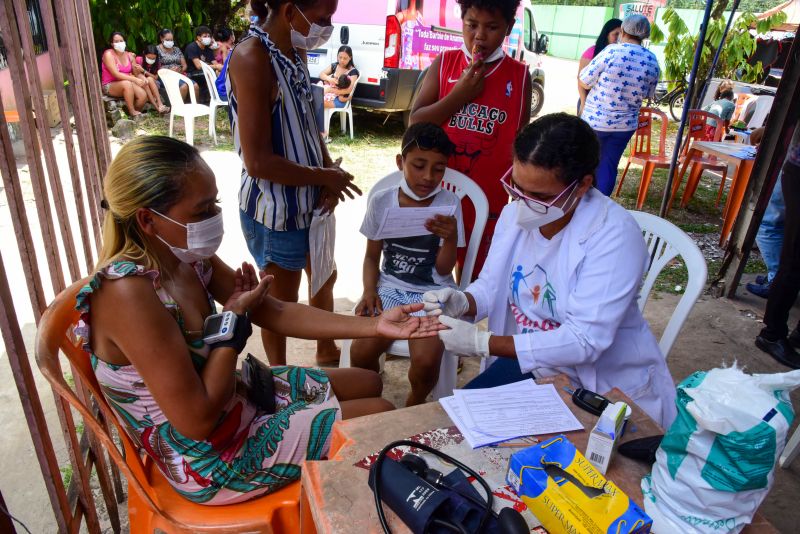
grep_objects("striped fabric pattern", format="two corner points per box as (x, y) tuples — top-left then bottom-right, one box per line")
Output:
(377, 286), (426, 317)
(227, 26), (323, 231)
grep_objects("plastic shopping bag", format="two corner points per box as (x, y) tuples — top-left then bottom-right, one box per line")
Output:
(642, 366), (800, 533)
(309, 208), (336, 298)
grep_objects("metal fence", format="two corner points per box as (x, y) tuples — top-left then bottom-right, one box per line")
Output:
(0, 0), (117, 531)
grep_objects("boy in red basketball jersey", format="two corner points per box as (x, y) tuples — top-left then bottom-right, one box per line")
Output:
(410, 0), (531, 280)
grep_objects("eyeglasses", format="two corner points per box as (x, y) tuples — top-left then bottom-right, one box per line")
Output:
(401, 134), (454, 156)
(500, 167), (578, 214)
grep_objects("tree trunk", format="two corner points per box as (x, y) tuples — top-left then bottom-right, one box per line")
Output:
(711, 0), (731, 21)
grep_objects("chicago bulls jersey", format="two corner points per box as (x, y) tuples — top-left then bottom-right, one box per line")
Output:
(438, 48), (528, 278)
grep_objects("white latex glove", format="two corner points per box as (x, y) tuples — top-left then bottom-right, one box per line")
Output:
(437, 315), (491, 358)
(422, 288), (470, 318)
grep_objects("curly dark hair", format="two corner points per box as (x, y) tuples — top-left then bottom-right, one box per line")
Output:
(401, 122), (456, 158)
(513, 113), (599, 185)
(456, 0), (521, 26)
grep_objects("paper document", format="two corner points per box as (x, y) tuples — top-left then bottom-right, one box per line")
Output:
(374, 205), (456, 240)
(440, 379), (583, 449)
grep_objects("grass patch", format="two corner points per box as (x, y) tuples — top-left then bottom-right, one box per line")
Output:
(677, 222), (719, 234)
(136, 108), (233, 151)
(60, 464), (72, 488)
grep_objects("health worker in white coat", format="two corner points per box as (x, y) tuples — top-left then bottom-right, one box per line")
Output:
(425, 113), (677, 427)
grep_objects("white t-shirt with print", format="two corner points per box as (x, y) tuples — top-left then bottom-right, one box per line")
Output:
(360, 185), (465, 293)
(508, 228), (578, 383)
(579, 42), (660, 132)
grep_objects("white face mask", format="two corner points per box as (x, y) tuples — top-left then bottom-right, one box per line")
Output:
(515, 184), (579, 232)
(201, 37), (212, 46)
(460, 43), (504, 64)
(290, 7), (333, 50)
(399, 178), (441, 201)
(113, 41), (126, 53)
(210, 41), (220, 50)
(152, 210), (224, 263)
(145, 57), (156, 65)
(162, 40), (174, 49)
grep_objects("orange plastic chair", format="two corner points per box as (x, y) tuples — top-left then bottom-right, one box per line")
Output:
(615, 107), (671, 209)
(667, 110), (728, 213)
(35, 280), (301, 534)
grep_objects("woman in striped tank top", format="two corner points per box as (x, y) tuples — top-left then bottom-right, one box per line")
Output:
(227, 0), (361, 367)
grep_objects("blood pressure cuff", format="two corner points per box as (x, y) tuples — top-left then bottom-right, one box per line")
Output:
(368, 457), (500, 534)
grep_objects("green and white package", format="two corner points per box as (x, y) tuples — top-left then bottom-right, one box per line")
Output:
(642, 366), (800, 533)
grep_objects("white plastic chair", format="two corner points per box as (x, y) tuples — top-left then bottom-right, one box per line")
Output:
(323, 76), (359, 139)
(340, 168), (489, 400)
(158, 69), (212, 146)
(629, 211), (707, 358)
(200, 62), (228, 145)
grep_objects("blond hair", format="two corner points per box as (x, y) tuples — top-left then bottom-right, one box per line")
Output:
(96, 136), (202, 272)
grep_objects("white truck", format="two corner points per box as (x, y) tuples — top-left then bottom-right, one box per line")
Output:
(307, 0), (549, 123)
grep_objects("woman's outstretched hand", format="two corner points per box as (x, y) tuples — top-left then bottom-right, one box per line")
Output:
(376, 303), (445, 339)
(223, 262), (272, 315)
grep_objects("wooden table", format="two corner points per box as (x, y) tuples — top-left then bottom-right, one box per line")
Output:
(299, 375), (777, 533)
(672, 141), (757, 247)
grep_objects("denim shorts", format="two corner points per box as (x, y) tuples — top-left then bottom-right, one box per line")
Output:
(239, 210), (309, 271)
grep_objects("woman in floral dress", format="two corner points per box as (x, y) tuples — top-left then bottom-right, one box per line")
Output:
(76, 135), (441, 504)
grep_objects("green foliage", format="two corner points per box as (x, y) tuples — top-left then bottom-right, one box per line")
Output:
(89, 1), (248, 56)
(90, 0), (207, 56)
(667, 0), (785, 10)
(651, 6), (787, 94)
(530, 0), (615, 5)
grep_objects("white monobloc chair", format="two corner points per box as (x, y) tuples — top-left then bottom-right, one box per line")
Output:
(629, 211), (707, 359)
(158, 69), (212, 146)
(323, 76), (359, 140)
(340, 168), (489, 400)
(200, 62), (228, 145)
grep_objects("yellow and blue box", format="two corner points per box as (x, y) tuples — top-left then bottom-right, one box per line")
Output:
(506, 435), (652, 534)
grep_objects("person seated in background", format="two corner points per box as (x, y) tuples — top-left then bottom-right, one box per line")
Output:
(214, 27), (236, 65)
(185, 25), (221, 103)
(703, 87), (735, 137)
(135, 44), (169, 114)
(101, 31), (147, 119)
(424, 113), (677, 428)
(215, 28), (236, 103)
(155, 28), (199, 103)
(79, 135), (443, 504)
(323, 74), (352, 107)
(351, 123), (465, 406)
(315, 45), (359, 139)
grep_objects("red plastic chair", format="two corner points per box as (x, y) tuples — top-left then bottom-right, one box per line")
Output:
(615, 107), (671, 209)
(667, 110), (728, 213)
(35, 280), (301, 534)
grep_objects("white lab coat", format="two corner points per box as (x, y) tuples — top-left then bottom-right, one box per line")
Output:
(466, 188), (677, 427)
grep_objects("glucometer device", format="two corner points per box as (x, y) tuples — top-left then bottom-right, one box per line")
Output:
(564, 387), (611, 417)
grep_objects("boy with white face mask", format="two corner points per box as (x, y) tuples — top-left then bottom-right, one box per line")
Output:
(351, 123), (465, 406)
(185, 25), (222, 103)
(424, 114), (677, 428)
